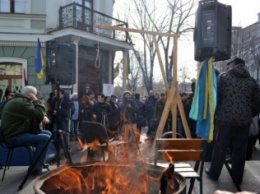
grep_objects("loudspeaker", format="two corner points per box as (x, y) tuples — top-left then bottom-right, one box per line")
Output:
(45, 41), (76, 85)
(194, 0), (232, 62)
(56, 43), (76, 85)
(45, 40), (58, 84)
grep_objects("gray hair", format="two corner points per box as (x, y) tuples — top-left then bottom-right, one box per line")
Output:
(21, 86), (37, 96)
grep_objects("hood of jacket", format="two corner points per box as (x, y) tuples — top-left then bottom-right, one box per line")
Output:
(229, 64), (250, 78)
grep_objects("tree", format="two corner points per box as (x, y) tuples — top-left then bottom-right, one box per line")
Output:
(115, 52), (142, 93)
(123, 0), (197, 93)
(113, 0), (196, 93)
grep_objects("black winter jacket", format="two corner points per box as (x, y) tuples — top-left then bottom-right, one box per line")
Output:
(215, 64), (260, 126)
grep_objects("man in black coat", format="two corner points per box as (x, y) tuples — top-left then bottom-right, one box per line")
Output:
(92, 93), (112, 128)
(206, 57), (260, 185)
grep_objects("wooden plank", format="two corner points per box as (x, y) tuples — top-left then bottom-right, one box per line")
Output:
(156, 139), (204, 150)
(153, 35), (178, 139)
(149, 84), (177, 162)
(158, 150), (202, 161)
(153, 35), (169, 90)
(175, 90), (192, 138)
(94, 24), (179, 38)
(172, 93), (177, 138)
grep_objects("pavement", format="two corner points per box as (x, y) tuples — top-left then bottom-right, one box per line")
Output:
(1, 127), (260, 194)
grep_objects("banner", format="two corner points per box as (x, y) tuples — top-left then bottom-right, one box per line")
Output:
(103, 84), (114, 96)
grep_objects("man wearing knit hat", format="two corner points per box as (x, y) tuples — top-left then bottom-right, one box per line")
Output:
(206, 57), (260, 185)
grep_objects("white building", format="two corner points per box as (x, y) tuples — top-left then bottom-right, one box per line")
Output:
(0, 0), (132, 100)
(214, 12), (260, 83)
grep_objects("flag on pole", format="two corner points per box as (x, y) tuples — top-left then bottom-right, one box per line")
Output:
(120, 51), (131, 79)
(35, 38), (45, 79)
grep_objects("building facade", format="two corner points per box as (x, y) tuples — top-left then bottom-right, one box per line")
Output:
(214, 13), (260, 83)
(0, 0), (132, 100)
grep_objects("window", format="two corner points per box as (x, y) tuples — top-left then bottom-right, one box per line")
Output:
(76, 0), (93, 9)
(0, 63), (23, 101)
(0, 0), (25, 13)
(84, 0), (92, 9)
(0, 63), (22, 75)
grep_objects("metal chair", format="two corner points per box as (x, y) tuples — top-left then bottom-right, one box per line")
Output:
(79, 121), (110, 161)
(0, 130), (33, 182)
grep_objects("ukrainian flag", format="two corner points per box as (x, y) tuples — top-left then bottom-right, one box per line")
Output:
(189, 57), (217, 141)
(120, 51), (131, 79)
(35, 38), (45, 79)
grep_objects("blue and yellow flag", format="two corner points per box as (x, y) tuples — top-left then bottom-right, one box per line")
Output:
(35, 38), (45, 79)
(189, 57), (217, 141)
(120, 51), (131, 79)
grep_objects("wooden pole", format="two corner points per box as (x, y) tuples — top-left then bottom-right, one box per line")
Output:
(94, 24), (179, 38)
(153, 35), (169, 90)
(94, 24), (192, 162)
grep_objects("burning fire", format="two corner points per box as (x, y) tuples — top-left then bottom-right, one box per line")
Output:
(162, 151), (174, 164)
(41, 162), (153, 194)
(40, 124), (177, 194)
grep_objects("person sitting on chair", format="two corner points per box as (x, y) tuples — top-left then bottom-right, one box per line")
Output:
(1, 85), (51, 175)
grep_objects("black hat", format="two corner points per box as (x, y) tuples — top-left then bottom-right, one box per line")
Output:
(60, 89), (66, 95)
(111, 94), (117, 98)
(87, 90), (94, 95)
(227, 57), (245, 66)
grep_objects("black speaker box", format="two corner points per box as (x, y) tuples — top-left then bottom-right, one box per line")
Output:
(194, 0), (232, 62)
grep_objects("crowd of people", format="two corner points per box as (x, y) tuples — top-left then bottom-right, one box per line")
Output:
(0, 58), (260, 193)
(0, 85), (195, 174)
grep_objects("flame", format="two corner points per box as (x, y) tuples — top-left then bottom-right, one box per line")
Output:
(40, 123), (176, 193)
(162, 151), (174, 164)
(42, 163), (152, 194)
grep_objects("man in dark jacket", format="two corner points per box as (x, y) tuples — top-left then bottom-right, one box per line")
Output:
(206, 57), (260, 185)
(144, 90), (158, 138)
(1, 85), (51, 175)
(54, 89), (72, 148)
(120, 91), (138, 124)
(92, 93), (112, 128)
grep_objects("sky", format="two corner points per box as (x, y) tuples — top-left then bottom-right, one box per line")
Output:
(178, 0), (260, 81)
(113, 0), (260, 83)
(219, 0), (260, 27)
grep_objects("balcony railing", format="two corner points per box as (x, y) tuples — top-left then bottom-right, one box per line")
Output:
(59, 2), (129, 43)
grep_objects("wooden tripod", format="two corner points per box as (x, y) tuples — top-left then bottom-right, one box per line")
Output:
(95, 25), (191, 161)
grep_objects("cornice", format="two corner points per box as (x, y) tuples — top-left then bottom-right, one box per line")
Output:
(0, 13), (46, 20)
(0, 41), (45, 47)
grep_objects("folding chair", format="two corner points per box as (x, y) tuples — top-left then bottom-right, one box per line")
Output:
(154, 138), (207, 194)
(0, 130), (33, 182)
(79, 121), (111, 161)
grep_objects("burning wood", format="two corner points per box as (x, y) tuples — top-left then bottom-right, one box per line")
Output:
(159, 163), (175, 194)
(36, 163), (185, 194)
(34, 123), (185, 194)
(40, 163), (149, 194)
